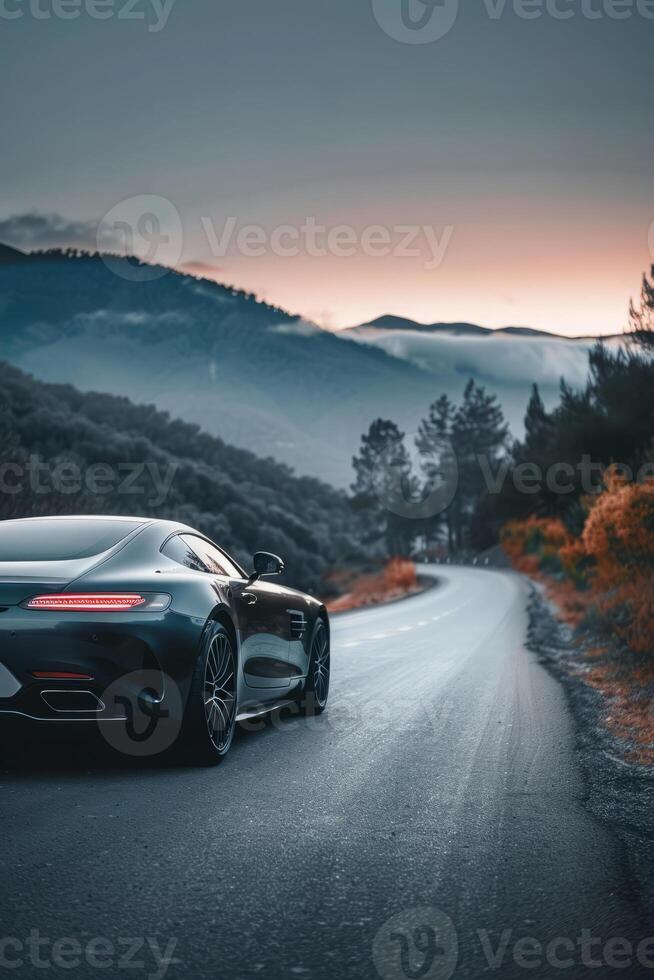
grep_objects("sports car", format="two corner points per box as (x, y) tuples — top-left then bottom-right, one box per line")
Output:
(0, 515), (330, 764)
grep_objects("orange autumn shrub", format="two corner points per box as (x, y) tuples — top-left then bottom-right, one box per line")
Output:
(503, 466), (654, 656)
(499, 521), (529, 562)
(327, 558), (418, 613)
(577, 467), (654, 654)
(382, 557), (418, 593)
(545, 578), (592, 628)
(595, 583), (654, 655)
(559, 537), (590, 587)
(581, 467), (654, 590)
(501, 517), (572, 574)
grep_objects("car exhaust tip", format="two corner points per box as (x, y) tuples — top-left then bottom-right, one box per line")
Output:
(40, 690), (105, 713)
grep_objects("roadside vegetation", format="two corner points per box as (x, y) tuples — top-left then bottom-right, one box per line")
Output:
(500, 267), (654, 765)
(326, 558), (419, 613)
(502, 489), (654, 766)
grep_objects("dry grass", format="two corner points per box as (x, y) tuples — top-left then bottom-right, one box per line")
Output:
(326, 558), (419, 613)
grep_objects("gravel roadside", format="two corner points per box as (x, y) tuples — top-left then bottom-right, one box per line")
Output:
(527, 585), (654, 910)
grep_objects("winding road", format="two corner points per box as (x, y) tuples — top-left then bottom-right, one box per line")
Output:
(1, 567), (649, 979)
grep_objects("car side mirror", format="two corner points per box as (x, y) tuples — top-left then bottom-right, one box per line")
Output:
(249, 551), (284, 582)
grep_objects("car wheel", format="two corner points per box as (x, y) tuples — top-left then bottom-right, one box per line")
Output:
(178, 622), (237, 766)
(299, 617), (330, 716)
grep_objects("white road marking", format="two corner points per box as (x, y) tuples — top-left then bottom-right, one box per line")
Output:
(334, 577), (487, 652)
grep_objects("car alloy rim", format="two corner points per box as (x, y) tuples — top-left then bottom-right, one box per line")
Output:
(312, 624), (330, 707)
(204, 632), (236, 750)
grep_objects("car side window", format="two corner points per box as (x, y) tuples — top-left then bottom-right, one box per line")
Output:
(161, 534), (207, 572)
(180, 535), (243, 578)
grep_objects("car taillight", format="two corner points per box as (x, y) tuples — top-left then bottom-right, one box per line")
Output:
(33, 672), (94, 680)
(24, 593), (171, 612)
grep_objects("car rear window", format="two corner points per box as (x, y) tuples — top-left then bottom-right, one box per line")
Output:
(0, 519), (144, 561)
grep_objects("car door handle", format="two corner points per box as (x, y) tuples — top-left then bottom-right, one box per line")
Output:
(241, 592), (258, 605)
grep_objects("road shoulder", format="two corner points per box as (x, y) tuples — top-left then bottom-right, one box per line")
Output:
(527, 586), (654, 910)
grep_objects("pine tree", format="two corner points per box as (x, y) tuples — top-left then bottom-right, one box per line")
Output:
(415, 382), (509, 555)
(451, 380), (509, 550)
(524, 384), (555, 448)
(351, 419), (416, 555)
(629, 266), (654, 349)
(416, 394), (456, 553)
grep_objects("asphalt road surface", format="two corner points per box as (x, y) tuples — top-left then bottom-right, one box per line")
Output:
(1, 567), (650, 980)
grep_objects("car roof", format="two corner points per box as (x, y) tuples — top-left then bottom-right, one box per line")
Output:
(0, 516), (245, 572)
(0, 515), (216, 539)
(0, 515), (155, 524)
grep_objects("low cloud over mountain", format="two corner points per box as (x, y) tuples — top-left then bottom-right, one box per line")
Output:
(0, 248), (603, 486)
(0, 212), (101, 251)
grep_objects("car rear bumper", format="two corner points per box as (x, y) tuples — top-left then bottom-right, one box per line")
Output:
(0, 607), (202, 723)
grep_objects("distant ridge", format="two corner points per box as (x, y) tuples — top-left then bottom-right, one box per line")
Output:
(0, 245), (622, 341)
(359, 316), (491, 336)
(345, 314), (620, 342)
(0, 244), (613, 485)
(0, 243), (30, 264)
(0, 246), (445, 487)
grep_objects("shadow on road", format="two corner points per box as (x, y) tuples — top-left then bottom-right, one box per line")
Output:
(0, 705), (306, 776)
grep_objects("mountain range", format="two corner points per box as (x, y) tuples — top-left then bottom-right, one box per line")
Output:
(0, 246), (609, 486)
(345, 314), (620, 342)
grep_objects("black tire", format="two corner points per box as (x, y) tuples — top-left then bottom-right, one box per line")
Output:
(177, 622), (238, 766)
(298, 617), (330, 716)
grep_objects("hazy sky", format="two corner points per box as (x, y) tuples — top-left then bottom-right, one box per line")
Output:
(1, 0), (652, 334)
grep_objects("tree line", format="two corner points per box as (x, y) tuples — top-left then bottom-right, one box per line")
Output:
(351, 266), (654, 559)
(351, 379), (509, 559)
(496, 266), (654, 531)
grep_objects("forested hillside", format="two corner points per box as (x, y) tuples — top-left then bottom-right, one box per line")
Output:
(0, 249), (440, 486)
(0, 361), (363, 594)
